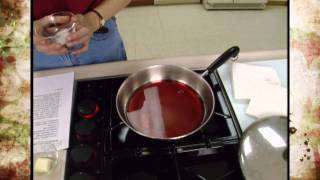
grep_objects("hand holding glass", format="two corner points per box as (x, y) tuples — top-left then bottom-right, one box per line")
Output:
(35, 11), (76, 45)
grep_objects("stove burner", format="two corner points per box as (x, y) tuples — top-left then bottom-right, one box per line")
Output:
(78, 99), (100, 119)
(75, 120), (96, 143)
(70, 144), (96, 168)
(69, 172), (94, 180)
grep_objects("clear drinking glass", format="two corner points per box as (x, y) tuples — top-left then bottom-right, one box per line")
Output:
(35, 11), (76, 45)
(33, 142), (59, 178)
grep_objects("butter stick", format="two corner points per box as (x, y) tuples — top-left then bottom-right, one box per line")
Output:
(35, 157), (53, 173)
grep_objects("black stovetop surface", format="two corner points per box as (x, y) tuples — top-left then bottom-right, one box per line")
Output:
(65, 70), (244, 180)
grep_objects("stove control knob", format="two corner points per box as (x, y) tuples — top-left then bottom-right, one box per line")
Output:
(75, 120), (96, 143)
(70, 144), (96, 168)
(78, 99), (100, 119)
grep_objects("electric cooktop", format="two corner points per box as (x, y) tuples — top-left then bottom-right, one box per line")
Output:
(65, 70), (244, 180)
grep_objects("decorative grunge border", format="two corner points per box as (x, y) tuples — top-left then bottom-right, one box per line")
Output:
(290, 0), (320, 179)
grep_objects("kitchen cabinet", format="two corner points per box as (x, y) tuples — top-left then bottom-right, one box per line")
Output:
(234, 0), (267, 4)
(207, 0), (233, 4)
(203, 0), (267, 9)
(155, 0), (200, 5)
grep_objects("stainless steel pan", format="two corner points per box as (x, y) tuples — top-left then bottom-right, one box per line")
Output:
(116, 46), (240, 140)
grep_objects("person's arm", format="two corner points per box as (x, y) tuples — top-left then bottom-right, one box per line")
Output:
(66, 0), (131, 55)
(95, 0), (131, 22)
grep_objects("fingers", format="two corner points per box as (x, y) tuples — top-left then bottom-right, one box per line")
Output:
(37, 15), (52, 26)
(66, 27), (90, 47)
(34, 32), (68, 55)
(67, 34), (90, 48)
(65, 15), (91, 55)
(71, 42), (89, 55)
(33, 35), (46, 46)
(65, 25), (91, 55)
(52, 15), (72, 24)
(36, 43), (68, 55)
(34, 14), (91, 56)
(38, 14), (72, 29)
(71, 14), (83, 23)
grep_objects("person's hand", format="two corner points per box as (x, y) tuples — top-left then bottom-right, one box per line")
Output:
(33, 16), (68, 55)
(66, 13), (100, 55)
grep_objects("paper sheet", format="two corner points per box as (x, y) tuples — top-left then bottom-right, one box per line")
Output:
(33, 72), (74, 150)
(232, 62), (282, 100)
(246, 84), (287, 119)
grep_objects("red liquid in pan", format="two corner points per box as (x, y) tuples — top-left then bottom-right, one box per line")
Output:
(127, 80), (204, 138)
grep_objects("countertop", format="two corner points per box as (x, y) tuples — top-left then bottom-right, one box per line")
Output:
(33, 49), (287, 180)
(34, 49), (286, 79)
(117, 5), (287, 60)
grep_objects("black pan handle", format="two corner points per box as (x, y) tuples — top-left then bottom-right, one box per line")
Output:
(202, 46), (240, 77)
